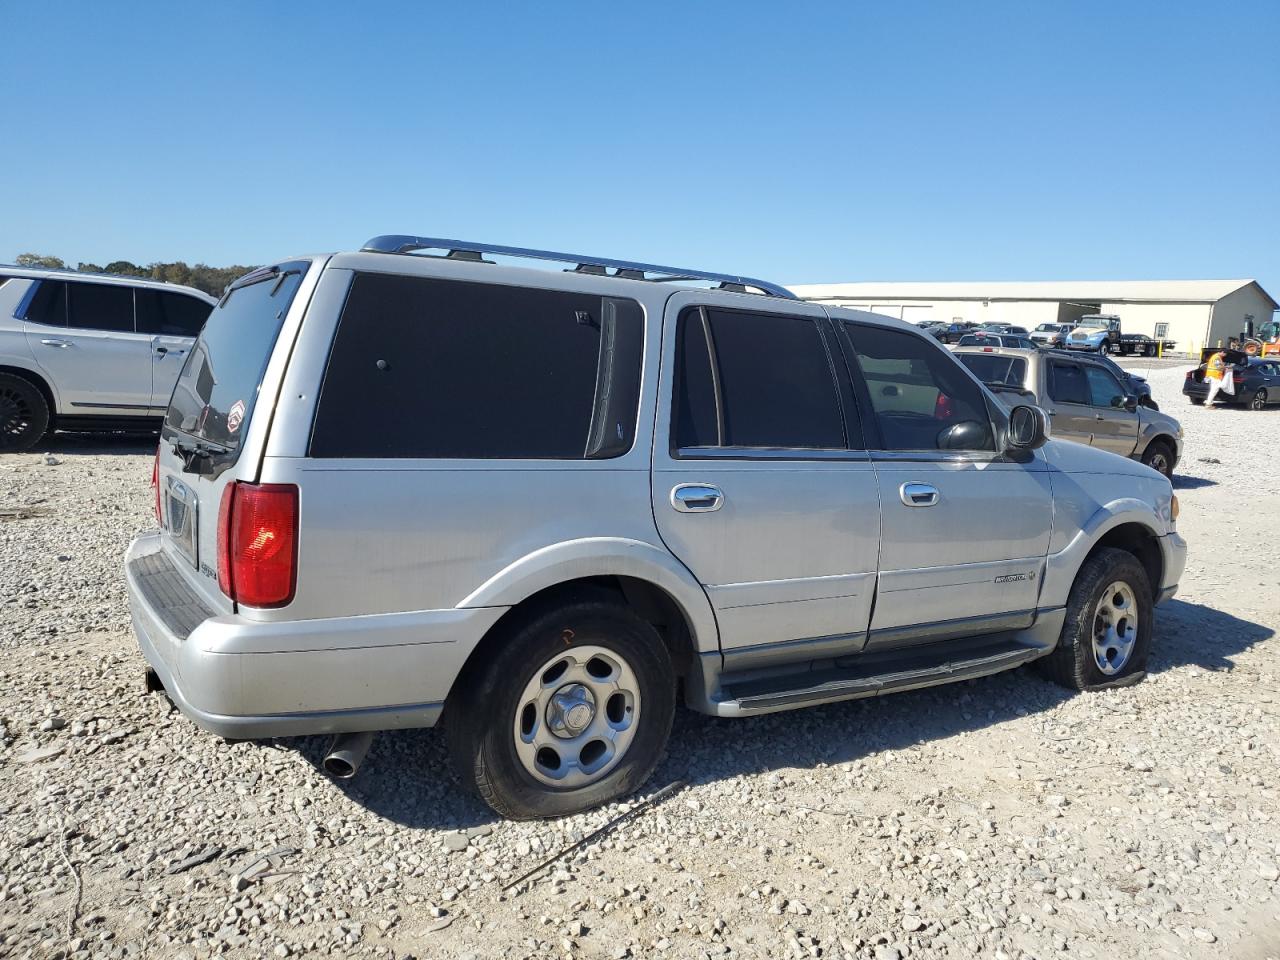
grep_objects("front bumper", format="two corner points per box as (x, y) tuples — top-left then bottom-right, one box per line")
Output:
(1158, 530), (1187, 605)
(125, 532), (506, 738)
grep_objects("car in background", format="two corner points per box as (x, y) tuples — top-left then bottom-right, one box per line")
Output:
(0, 266), (216, 451)
(956, 332), (1039, 350)
(975, 322), (1030, 335)
(930, 321), (975, 344)
(953, 345), (1182, 477)
(1030, 323), (1073, 349)
(1183, 353), (1280, 410)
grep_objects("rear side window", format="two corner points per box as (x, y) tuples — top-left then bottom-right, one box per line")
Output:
(165, 268), (306, 451)
(67, 282), (135, 332)
(844, 323), (994, 452)
(673, 307), (847, 451)
(1048, 362), (1088, 405)
(956, 353), (1027, 386)
(136, 290), (212, 337)
(23, 280), (68, 326)
(310, 273), (643, 459)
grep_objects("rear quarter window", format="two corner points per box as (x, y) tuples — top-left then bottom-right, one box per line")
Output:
(309, 273), (644, 459)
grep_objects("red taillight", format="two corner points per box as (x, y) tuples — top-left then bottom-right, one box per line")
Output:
(217, 482), (298, 608)
(1185, 370), (1193, 380)
(982, 347), (994, 352)
(152, 449), (161, 525)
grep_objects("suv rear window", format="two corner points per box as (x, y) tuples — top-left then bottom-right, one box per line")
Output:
(165, 267), (306, 450)
(309, 273), (643, 459)
(956, 352), (1027, 386)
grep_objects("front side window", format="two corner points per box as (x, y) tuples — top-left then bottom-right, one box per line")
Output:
(310, 274), (643, 459)
(1048, 361), (1088, 405)
(673, 307), (848, 451)
(22, 280), (68, 326)
(67, 282), (134, 332)
(1084, 365), (1127, 408)
(844, 323), (994, 452)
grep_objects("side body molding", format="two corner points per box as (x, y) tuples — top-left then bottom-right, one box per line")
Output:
(456, 537), (720, 654)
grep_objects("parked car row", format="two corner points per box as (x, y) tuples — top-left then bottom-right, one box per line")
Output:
(0, 267), (216, 450)
(122, 234), (1186, 819)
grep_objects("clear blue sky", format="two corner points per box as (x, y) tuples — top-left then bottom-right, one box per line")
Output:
(2, 1), (1276, 300)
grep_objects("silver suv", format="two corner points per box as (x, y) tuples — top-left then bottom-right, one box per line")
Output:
(0, 266), (216, 450)
(953, 346), (1182, 478)
(125, 236), (1187, 819)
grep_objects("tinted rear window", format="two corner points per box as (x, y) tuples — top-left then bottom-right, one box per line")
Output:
(956, 353), (1027, 386)
(165, 269), (305, 450)
(309, 273), (643, 459)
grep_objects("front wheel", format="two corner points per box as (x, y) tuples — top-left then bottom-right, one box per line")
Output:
(1099, 342), (1111, 355)
(1251, 388), (1268, 411)
(0, 373), (51, 452)
(447, 596), (675, 820)
(1038, 548), (1153, 691)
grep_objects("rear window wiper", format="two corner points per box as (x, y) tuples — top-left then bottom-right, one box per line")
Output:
(168, 435), (231, 470)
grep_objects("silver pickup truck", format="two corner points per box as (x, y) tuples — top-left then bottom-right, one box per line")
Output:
(125, 236), (1187, 819)
(954, 345), (1182, 477)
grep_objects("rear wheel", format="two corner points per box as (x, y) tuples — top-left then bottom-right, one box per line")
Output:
(447, 596), (675, 820)
(0, 373), (50, 452)
(1141, 439), (1175, 478)
(1189, 397), (1204, 405)
(1038, 548), (1153, 691)
(1251, 388), (1268, 411)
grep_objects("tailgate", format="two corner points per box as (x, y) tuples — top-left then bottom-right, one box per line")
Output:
(156, 260), (321, 614)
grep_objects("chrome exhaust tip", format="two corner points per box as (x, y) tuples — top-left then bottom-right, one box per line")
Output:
(322, 731), (375, 779)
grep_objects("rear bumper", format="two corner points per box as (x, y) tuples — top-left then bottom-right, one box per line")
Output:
(125, 532), (506, 739)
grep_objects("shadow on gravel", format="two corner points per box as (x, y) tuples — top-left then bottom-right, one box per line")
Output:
(275, 599), (1272, 830)
(39, 431), (158, 456)
(1171, 473), (1216, 490)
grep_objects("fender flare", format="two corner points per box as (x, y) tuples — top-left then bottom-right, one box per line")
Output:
(0, 358), (60, 413)
(1041, 498), (1167, 608)
(457, 537), (719, 654)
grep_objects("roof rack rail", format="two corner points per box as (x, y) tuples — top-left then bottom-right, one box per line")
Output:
(359, 235), (796, 300)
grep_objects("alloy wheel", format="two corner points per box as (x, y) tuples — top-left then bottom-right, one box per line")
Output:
(0, 384), (36, 449)
(1092, 581), (1138, 675)
(1252, 389), (1267, 411)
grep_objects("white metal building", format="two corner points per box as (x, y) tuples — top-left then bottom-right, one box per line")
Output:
(788, 279), (1278, 355)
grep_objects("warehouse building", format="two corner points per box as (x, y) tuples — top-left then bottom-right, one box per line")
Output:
(788, 279), (1278, 355)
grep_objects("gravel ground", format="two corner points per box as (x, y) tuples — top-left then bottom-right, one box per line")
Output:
(2, 364), (1277, 960)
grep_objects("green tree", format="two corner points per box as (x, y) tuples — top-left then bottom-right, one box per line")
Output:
(15, 253), (66, 268)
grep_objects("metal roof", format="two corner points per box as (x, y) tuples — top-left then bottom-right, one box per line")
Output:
(790, 279), (1277, 308)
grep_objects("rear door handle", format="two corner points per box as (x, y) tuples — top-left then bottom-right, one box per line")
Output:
(671, 483), (723, 513)
(899, 481), (940, 507)
(40, 338), (71, 348)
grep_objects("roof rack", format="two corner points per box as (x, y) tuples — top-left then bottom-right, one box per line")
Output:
(360, 235), (797, 300)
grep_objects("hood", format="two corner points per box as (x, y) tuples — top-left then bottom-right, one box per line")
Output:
(1040, 436), (1160, 479)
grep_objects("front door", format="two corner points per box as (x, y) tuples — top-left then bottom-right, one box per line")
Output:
(651, 294), (881, 666)
(23, 280), (153, 413)
(837, 319), (1053, 645)
(1082, 364), (1139, 455)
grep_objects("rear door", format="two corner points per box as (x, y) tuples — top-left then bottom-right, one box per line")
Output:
(135, 289), (214, 410)
(837, 319), (1052, 643)
(1045, 358), (1095, 445)
(22, 280), (153, 412)
(1082, 364), (1139, 455)
(651, 293), (881, 666)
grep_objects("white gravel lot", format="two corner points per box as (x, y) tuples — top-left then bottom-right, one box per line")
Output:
(1, 363), (1277, 960)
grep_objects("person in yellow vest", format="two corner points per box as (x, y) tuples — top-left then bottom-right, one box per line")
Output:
(1204, 350), (1234, 406)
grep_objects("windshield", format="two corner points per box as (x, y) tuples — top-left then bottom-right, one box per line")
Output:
(164, 267), (306, 452)
(1034, 324), (1059, 332)
(1077, 318), (1108, 329)
(957, 353), (1027, 386)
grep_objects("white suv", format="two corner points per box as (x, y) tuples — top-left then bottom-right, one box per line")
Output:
(0, 266), (216, 450)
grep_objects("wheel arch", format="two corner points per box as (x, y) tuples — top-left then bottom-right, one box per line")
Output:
(1042, 503), (1169, 609)
(0, 363), (58, 416)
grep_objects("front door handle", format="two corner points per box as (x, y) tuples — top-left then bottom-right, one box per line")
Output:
(899, 481), (940, 507)
(671, 483), (723, 513)
(1095, 413), (1106, 421)
(40, 338), (71, 348)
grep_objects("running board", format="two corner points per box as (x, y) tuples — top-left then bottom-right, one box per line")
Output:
(713, 635), (1048, 717)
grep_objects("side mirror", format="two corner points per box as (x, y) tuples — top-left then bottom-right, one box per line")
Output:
(1121, 394), (1138, 412)
(1007, 404), (1049, 451)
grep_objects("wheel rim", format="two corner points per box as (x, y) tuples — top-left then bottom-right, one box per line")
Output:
(1147, 450), (1169, 475)
(1092, 581), (1138, 675)
(513, 644), (641, 789)
(0, 384), (36, 448)
(1252, 389), (1267, 411)
(1100, 343), (1110, 355)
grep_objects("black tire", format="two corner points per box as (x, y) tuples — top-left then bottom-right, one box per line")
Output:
(1099, 342), (1111, 356)
(1250, 388), (1268, 411)
(1140, 439), (1176, 478)
(1189, 397), (1204, 405)
(1037, 547), (1153, 691)
(0, 373), (51, 452)
(447, 595), (675, 820)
